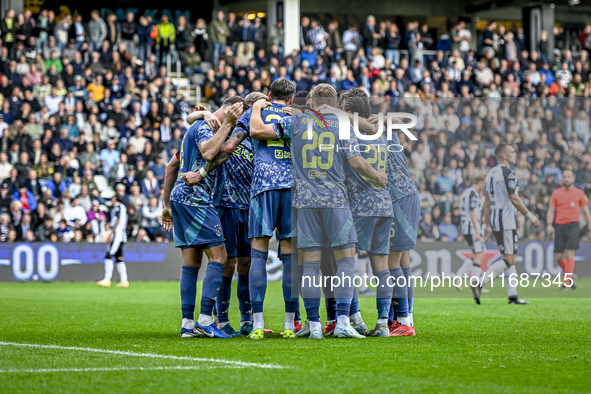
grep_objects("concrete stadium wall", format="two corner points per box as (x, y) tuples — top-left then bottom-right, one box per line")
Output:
(1, 241), (590, 282)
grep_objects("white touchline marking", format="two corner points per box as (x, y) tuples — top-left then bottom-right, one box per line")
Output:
(0, 366), (244, 374)
(0, 342), (283, 369)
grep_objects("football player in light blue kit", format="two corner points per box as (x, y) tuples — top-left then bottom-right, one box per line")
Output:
(251, 84), (388, 338)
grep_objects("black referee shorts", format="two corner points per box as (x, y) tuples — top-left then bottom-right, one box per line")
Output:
(553, 222), (580, 253)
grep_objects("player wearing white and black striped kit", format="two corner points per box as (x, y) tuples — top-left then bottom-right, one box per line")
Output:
(460, 182), (484, 254)
(97, 195), (130, 288)
(455, 174), (486, 293)
(476, 144), (540, 304)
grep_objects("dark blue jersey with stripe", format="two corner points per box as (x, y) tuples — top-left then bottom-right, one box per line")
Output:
(386, 131), (418, 202)
(344, 134), (393, 217)
(170, 122), (220, 206)
(234, 103), (292, 198)
(220, 136), (254, 210)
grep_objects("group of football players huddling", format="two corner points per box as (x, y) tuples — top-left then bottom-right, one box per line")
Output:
(161, 79), (422, 339)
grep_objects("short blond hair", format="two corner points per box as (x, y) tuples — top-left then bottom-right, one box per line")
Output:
(474, 173), (486, 184)
(309, 83), (338, 106)
(245, 92), (267, 107)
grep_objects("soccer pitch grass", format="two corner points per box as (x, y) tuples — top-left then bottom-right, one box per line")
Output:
(1, 280), (590, 393)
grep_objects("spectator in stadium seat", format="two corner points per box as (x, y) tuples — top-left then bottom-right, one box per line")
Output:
(87, 200), (106, 235)
(142, 196), (162, 239)
(0, 153), (13, 181)
(64, 196), (87, 227)
(210, 10), (229, 66)
(1, 9), (16, 55)
(26, 169), (42, 199)
(126, 204), (141, 236)
(156, 14), (176, 65)
(13, 183), (37, 213)
(190, 18), (209, 61)
(53, 127), (74, 153)
(436, 168), (456, 193)
(79, 143), (100, 171)
(56, 219), (72, 242)
(183, 45), (202, 77)
(140, 170), (160, 197)
(419, 212), (437, 241)
(99, 140), (120, 176)
(438, 212), (458, 241)
(150, 154), (166, 185)
(0, 212), (14, 241)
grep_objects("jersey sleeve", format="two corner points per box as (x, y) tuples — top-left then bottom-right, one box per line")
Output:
(341, 130), (361, 160)
(113, 206), (121, 221)
(273, 116), (293, 139)
(196, 125), (215, 150)
(469, 190), (479, 211)
(580, 190), (589, 207)
(235, 109), (251, 135)
(502, 167), (517, 195)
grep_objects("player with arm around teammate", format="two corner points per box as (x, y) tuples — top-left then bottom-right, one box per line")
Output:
(161, 97), (245, 338)
(251, 84), (388, 338)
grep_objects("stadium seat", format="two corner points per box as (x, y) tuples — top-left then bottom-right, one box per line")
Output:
(93, 175), (116, 199)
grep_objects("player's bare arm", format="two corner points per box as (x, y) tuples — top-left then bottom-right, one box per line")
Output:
(183, 130), (250, 187)
(470, 209), (481, 241)
(483, 190), (492, 240)
(546, 205), (556, 235)
(509, 193), (540, 227)
(182, 104), (242, 186)
(183, 103), (243, 186)
(161, 155), (180, 231)
(186, 105), (222, 131)
(197, 102), (243, 161)
(249, 99), (278, 139)
(348, 155), (388, 188)
(206, 131), (249, 171)
(582, 205), (591, 232)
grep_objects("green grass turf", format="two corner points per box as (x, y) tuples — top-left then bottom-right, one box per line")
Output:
(1, 280), (590, 393)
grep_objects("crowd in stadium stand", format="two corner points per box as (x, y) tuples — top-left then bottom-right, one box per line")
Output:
(0, 8), (590, 244)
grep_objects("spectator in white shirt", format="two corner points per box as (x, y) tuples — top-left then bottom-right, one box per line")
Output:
(128, 127), (148, 154)
(410, 142), (431, 170)
(0, 152), (14, 180)
(64, 196), (87, 227)
(44, 87), (62, 115)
